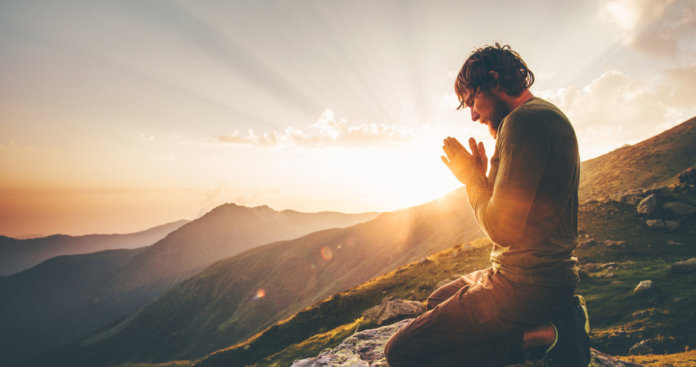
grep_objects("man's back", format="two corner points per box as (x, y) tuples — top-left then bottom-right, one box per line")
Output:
(485, 97), (580, 286)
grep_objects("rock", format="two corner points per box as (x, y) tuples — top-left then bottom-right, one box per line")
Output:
(629, 339), (654, 355)
(449, 243), (474, 257)
(291, 319), (410, 367)
(361, 299), (425, 326)
(645, 219), (665, 229)
(577, 238), (598, 248)
(667, 239), (686, 246)
(619, 190), (646, 206)
(679, 167), (696, 185)
(292, 318), (645, 367)
(604, 240), (627, 248)
(664, 201), (696, 216)
(582, 263), (600, 272)
(665, 220), (680, 231)
(633, 280), (654, 294)
(636, 194), (658, 216)
(632, 309), (653, 319)
(670, 258), (696, 273)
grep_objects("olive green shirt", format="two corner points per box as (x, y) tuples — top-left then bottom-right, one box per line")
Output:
(466, 97), (580, 286)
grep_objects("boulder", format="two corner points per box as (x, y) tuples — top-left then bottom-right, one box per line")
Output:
(628, 339), (654, 355)
(604, 240), (627, 248)
(678, 167), (696, 185)
(664, 201), (696, 216)
(636, 194), (658, 216)
(577, 238), (598, 248)
(632, 280), (654, 294)
(291, 318), (645, 367)
(645, 219), (665, 230)
(361, 299), (425, 326)
(670, 258), (696, 273)
(664, 220), (680, 231)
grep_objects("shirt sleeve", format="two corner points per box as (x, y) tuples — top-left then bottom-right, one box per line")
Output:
(466, 116), (550, 247)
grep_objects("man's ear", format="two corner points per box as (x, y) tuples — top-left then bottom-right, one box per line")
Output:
(488, 70), (501, 92)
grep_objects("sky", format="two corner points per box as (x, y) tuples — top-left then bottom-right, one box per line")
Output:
(1, 0), (695, 237)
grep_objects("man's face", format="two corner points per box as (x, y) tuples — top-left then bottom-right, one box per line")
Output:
(461, 89), (510, 139)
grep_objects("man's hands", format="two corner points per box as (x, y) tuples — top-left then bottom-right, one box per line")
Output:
(441, 137), (488, 186)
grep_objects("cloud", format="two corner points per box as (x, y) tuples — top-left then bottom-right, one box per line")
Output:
(539, 67), (696, 159)
(214, 109), (419, 148)
(601, 0), (696, 57)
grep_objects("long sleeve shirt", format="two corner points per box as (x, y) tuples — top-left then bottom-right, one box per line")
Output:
(466, 97), (580, 286)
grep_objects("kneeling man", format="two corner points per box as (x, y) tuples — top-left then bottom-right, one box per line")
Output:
(384, 43), (590, 367)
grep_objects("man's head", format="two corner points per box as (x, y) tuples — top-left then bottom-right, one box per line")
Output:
(454, 43), (534, 137)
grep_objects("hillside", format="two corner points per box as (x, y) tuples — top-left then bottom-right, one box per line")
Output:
(579, 117), (696, 202)
(40, 189), (483, 367)
(0, 205), (376, 367)
(196, 184), (695, 367)
(99, 116), (696, 367)
(0, 219), (188, 276)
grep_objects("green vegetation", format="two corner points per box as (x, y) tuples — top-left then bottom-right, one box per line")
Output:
(192, 185), (696, 367)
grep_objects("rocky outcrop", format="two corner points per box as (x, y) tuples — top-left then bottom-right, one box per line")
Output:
(361, 299), (425, 326)
(629, 339), (654, 355)
(663, 201), (696, 216)
(636, 194), (657, 216)
(679, 167), (696, 185)
(670, 258), (696, 273)
(291, 318), (645, 367)
(633, 280), (654, 294)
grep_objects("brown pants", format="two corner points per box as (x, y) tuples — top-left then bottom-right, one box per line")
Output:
(384, 268), (574, 366)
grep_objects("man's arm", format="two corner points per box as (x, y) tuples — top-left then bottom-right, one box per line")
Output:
(466, 119), (549, 247)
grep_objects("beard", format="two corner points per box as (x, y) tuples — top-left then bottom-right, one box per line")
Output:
(487, 94), (510, 139)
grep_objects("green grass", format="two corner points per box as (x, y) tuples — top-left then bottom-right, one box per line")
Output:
(125, 185), (696, 367)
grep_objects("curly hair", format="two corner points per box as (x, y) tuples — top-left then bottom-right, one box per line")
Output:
(455, 43), (534, 109)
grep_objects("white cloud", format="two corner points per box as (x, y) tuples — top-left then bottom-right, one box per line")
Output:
(215, 109), (420, 148)
(601, 0), (696, 57)
(539, 67), (696, 159)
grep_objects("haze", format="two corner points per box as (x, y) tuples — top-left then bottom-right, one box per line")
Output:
(1, 0), (695, 237)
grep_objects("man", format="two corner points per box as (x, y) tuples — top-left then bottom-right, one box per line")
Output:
(384, 43), (591, 366)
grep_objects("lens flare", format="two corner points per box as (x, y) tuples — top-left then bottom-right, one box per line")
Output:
(252, 288), (266, 301)
(320, 246), (333, 261)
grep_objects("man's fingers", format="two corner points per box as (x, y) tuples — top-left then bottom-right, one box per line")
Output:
(440, 155), (451, 168)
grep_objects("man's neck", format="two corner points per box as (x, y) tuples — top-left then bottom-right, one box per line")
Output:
(494, 89), (534, 112)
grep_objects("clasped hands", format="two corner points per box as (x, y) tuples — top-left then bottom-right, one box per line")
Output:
(441, 137), (488, 186)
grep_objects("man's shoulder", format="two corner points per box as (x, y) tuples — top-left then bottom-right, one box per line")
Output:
(501, 97), (573, 136)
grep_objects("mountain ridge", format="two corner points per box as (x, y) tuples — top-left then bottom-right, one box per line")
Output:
(0, 205), (377, 367)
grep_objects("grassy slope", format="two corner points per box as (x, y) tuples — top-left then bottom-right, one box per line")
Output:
(188, 185), (696, 367)
(579, 117), (696, 202)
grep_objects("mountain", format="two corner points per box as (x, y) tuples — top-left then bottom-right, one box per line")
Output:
(128, 183), (696, 367)
(55, 116), (696, 367)
(579, 117), (696, 202)
(0, 220), (189, 276)
(71, 180), (695, 367)
(41, 189), (483, 367)
(0, 205), (377, 367)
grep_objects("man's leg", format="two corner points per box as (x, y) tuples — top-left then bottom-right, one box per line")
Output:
(384, 268), (525, 367)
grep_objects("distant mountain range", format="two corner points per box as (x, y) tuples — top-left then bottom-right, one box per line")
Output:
(0, 220), (189, 276)
(0, 205), (377, 367)
(39, 189), (483, 367)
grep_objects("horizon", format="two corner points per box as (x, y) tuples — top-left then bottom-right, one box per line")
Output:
(2, 0), (695, 237)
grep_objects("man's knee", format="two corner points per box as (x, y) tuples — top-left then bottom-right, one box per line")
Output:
(425, 295), (440, 310)
(384, 330), (408, 367)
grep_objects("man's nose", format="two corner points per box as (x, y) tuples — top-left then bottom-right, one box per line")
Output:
(471, 109), (480, 122)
